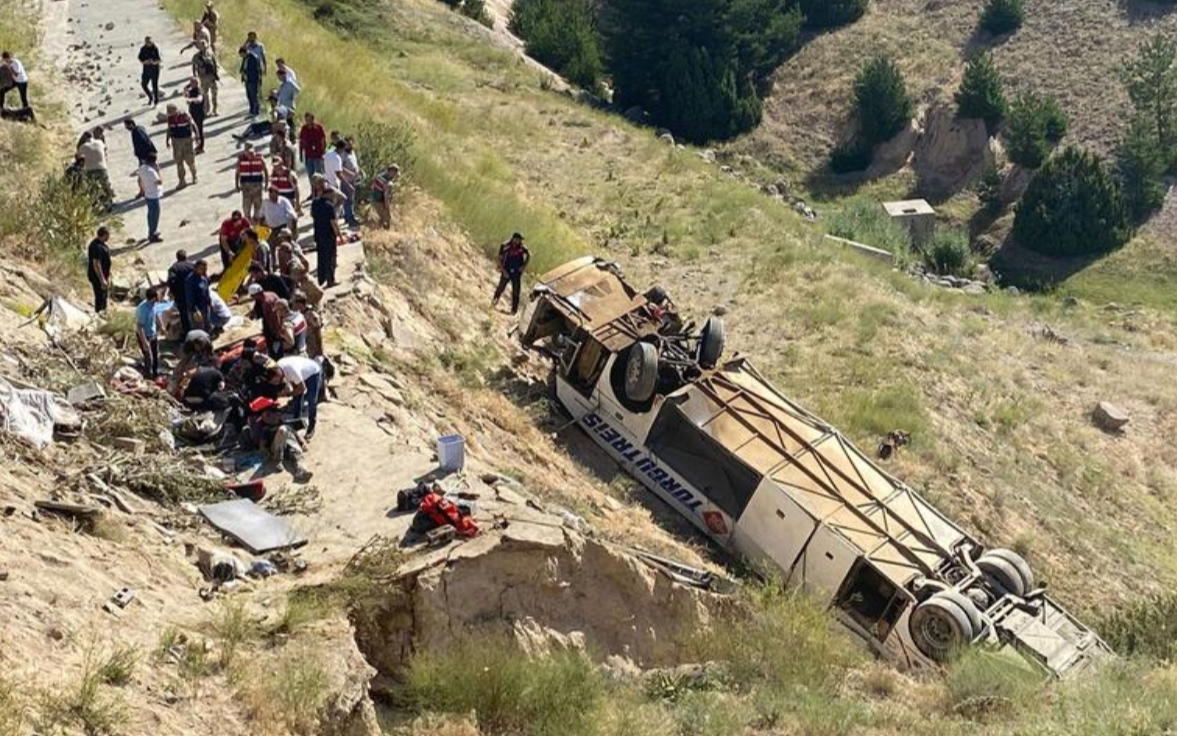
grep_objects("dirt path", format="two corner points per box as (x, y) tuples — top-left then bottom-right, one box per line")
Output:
(49, 0), (264, 272)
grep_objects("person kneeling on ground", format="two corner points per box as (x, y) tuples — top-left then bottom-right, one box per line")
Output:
(247, 261), (289, 298)
(248, 397), (312, 483)
(182, 365), (245, 429)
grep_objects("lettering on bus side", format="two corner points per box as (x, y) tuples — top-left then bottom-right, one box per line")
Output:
(581, 412), (704, 512)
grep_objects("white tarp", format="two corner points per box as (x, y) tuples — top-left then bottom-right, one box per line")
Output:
(0, 377), (81, 448)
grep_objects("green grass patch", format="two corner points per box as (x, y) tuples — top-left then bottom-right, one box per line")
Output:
(826, 197), (912, 254)
(403, 638), (605, 736)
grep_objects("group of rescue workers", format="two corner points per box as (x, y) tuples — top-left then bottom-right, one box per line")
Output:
(62, 3), (538, 484)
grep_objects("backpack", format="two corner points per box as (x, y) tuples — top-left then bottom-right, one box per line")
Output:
(196, 54), (218, 79)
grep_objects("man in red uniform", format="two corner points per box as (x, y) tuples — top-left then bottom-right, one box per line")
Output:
(298, 111), (326, 185)
(217, 210), (251, 270)
(234, 141), (268, 222)
(269, 157), (301, 215)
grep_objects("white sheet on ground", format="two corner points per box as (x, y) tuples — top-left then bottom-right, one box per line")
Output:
(0, 377), (81, 448)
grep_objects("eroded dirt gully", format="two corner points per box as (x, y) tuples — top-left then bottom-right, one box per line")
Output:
(0, 1), (734, 731)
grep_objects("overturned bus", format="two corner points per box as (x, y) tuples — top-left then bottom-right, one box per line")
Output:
(519, 256), (1112, 677)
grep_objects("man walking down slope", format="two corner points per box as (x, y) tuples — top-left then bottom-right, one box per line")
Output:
(491, 232), (530, 315)
(239, 46), (263, 117)
(138, 36), (162, 106)
(86, 226), (112, 314)
(124, 117), (156, 166)
(166, 103), (198, 187)
(236, 142), (268, 222)
(191, 42), (219, 117)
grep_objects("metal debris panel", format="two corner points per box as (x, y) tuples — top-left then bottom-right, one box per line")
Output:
(198, 499), (307, 554)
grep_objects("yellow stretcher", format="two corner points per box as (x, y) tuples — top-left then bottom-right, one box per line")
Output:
(215, 225), (269, 301)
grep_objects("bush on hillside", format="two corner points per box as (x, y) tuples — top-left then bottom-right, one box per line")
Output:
(955, 51), (1007, 131)
(510, 0), (604, 92)
(1099, 593), (1177, 659)
(829, 138), (872, 173)
(1121, 33), (1177, 169)
(600, 0), (802, 142)
(923, 228), (973, 276)
(1013, 147), (1130, 257)
(1117, 115), (1168, 224)
(798, 0), (869, 30)
(853, 55), (913, 146)
(1040, 96), (1069, 141)
(979, 0), (1024, 36)
(1005, 94), (1051, 168)
(977, 164), (1004, 213)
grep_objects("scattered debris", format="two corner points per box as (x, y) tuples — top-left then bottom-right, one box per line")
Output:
(1092, 402), (1130, 433)
(67, 380), (106, 406)
(1, 377), (83, 448)
(1038, 325), (1070, 345)
(34, 499), (104, 520)
(877, 430), (912, 460)
(198, 498), (308, 554)
(112, 436), (146, 454)
(110, 587), (135, 608)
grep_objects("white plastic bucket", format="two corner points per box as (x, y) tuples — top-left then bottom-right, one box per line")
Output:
(437, 434), (465, 472)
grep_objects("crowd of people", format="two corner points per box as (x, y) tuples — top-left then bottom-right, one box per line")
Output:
(66, 5), (403, 482)
(21, 2), (539, 481)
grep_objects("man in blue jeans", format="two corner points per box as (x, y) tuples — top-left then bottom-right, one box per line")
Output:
(137, 152), (163, 243)
(276, 355), (322, 439)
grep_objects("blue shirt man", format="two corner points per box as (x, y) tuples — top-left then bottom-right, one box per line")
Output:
(275, 71), (300, 112)
(185, 259), (212, 328)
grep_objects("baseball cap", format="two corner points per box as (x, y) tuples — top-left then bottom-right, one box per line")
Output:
(248, 283), (263, 296)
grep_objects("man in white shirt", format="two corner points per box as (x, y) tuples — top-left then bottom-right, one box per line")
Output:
(138, 153), (164, 243)
(0, 51), (29, 110)
(209, 289), (233, 334)
(276, 355), (322, 438)
(261, 186), (299, 238)
(323, 142), (344, 190)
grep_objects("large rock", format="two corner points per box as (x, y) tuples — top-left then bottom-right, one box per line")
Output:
(867, 118), (920, 178)
(999, 164), (1035, 205)
(352, 524), (724, 680)
(913, 104), (993, 198)
(1092, 402), (1130, 432)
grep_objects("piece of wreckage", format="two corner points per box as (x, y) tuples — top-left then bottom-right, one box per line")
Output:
(518, 256), (1112, 678)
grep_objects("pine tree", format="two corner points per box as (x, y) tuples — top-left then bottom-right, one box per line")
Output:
(956, 51), (1007, 131)
(1117, 115), (1167, 223)
(599, 0), (791, 142)
(1013, 147), (1130, 257)
(978, 164), (1003, 213)
(853, 55), (912, 145)
(1005, 94), (1050, 169)
(979, 0), (1024, 36)
(1040, 97), (1068, 142)
(510, 0), (604, 91)
(798, 0), (869, 30)
(1120, 34), (1177, 169)
(659, 44), (761, 143)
